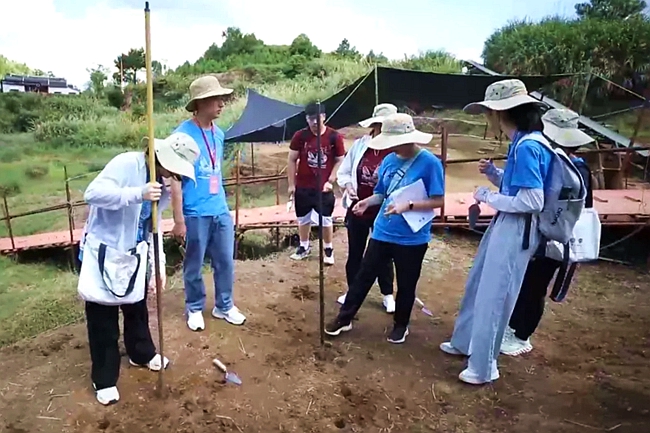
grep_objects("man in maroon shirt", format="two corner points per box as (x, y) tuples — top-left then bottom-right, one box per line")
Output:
(287, 102), (346, 264)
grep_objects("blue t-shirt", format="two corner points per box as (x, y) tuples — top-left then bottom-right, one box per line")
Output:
(174, 119), (229, 217)
(371, 150), (445, 246)
(500, 131), (552, 197)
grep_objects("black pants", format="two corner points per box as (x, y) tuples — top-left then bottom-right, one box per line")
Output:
(345, 213), (393, 295)
(338, 239), (428, 328)
(508, 256), (561, 341)
(85, 288), (156, 390)
(294, 187), (335, 218)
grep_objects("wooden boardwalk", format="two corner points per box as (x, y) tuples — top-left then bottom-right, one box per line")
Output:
(1, 190), (648, 253)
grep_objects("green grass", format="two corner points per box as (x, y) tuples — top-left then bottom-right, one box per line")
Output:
(0, 133), (124, 237)
(0, 256), (82, 347)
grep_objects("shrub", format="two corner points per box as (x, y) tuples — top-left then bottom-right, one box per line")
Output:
(24, 165), (49, 179)
(0, 148), (21, 163)
(106, 87), (125, 109)
(0, 180), (21, 197)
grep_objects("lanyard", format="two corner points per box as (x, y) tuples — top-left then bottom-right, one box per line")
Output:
(195, 120), (216, 169)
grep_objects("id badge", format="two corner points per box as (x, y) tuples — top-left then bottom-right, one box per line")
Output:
(209, 175), (220, 195)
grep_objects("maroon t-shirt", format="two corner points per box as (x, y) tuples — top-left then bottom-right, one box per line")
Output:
(290, 127), (346, 190)
(355, 148), (392, 219)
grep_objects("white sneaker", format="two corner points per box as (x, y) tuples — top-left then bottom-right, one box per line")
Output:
(459, 362), (500, 385)
(212, 306), (246, 326)
(94, 385), (119, 406)
(440, 342), (465, 356)
(502, 326), (515, 343)
(500, 332), (533, 357)
(324, 247), (335, 265)
(337, 293), (347, 305)
(382, 294), (395, 314)
(129, 354), (170, 371)
(187, 311), (205, 331)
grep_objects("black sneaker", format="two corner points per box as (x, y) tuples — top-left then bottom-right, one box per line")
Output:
(324, 247), (334, 265)
(290, 246), (310, 261)
(387, 326), (409, 344)
(324, 318), (352, 336)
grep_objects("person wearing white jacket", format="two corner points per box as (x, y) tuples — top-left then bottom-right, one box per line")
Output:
(79, 132), (199, 406)
(336, 104), (397, 313)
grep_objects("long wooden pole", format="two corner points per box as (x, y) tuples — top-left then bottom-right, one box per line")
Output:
(144, 1), (165, 397)
(316, 101), (325, 347)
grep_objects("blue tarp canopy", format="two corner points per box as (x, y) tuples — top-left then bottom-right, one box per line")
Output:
(225, 89), (304, 143)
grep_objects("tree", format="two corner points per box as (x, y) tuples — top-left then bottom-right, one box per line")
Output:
(575, 0), (647, 20)
(289, 34), (321, 59)
(366, 50), (388, 64)
(114, 48), (145, 84)
(87, 65), (109, 96)
(334, 38), (360, 59)
(0, 55), (31, 77)
(482, 17), (650, 111)
(203, 27), (264, 62)
(152, 60), (164, 79)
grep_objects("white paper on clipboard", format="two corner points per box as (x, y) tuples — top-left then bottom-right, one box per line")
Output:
(389, 179), (435, 233)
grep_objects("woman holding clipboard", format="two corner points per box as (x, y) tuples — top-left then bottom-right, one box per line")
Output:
(325, 113), (445, 344)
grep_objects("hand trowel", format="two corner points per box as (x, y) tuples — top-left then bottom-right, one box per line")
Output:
(213, 358), (242, 385)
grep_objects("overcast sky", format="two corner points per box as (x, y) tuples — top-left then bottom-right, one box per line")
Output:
(1, 0), (580, 87)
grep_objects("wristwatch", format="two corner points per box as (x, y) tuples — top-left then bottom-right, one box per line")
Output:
(408, 200), (414, 210)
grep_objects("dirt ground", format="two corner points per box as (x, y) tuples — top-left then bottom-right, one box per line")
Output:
(1, 231), (649, 433)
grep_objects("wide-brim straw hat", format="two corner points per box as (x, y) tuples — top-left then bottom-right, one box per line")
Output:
(464, 79), (546, 115)
(542, 108), (594, 148)
(185, 75), (234, 112)
(368, 113), (432, 150)
(147, 132), (201, 181)
(359, 103), (398, 128)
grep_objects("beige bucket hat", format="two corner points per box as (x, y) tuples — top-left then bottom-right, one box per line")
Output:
(151, 132), (200, 181)
(359, 103), (398, 128)
(185, 75), (234, 112)
(542, 108), (594, 148)
(464, 79), (546, 115)
(368, 113), (432, 150)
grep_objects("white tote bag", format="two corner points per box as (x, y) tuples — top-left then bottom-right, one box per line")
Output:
(77, 235), (149, 306)
(546, 207), (601, 263)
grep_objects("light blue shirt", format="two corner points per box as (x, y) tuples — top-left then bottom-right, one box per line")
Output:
(174, 119), (230, 217)
(500, 131), (553, 197)
(371, 150), (445, 246)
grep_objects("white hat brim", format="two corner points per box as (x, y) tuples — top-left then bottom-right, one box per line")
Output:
(359, 115), (387, 128)
(368, 130), (433, 150)
(185, 87), (234, 112)
(463, 94), (545, 115)
(543, 121), (594, 148)
(154, 138), (197, 182)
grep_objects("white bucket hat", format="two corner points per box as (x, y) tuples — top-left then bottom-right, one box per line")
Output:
(368, 113), (432, 150)
(464, 79), (546, 115)
(185, 75), (234, 112)
(543, 108), (594, 148)
(151, 132), (200, 181)
(359, 103), (398, 128)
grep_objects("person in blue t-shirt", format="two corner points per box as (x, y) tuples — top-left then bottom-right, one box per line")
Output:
(502, 108), (595, 357)
(440, 79), (552, 385)
(325, 113), (445, 344)
(170, 75), (247, 332)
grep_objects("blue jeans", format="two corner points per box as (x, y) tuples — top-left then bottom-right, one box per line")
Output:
(183, 213), (235, 314)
